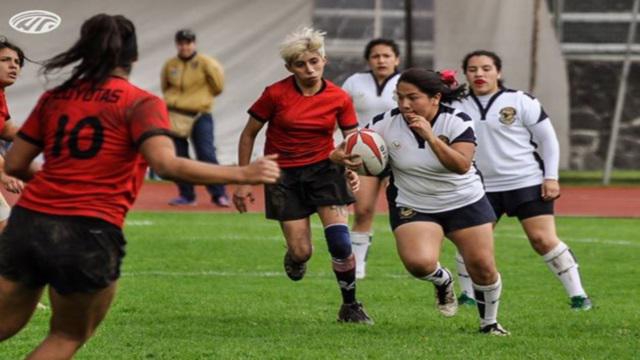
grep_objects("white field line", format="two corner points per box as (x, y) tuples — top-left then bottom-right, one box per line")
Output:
(121, 270), (410, 279)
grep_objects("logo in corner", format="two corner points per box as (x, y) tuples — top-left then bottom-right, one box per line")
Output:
(9, 10), (61, 34)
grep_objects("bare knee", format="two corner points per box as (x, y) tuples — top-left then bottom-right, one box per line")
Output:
(465, 258), (498, 285)
(527, 231), (559, 255)
(403, 257), (439, 278)
(353, 206), (375, 228)
(288, 243), (312, 263)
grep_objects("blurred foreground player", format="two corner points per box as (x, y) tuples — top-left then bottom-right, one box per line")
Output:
(0, 14), (279, 360)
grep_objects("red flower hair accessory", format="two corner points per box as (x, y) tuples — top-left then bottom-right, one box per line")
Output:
(439, 69), (458, 88)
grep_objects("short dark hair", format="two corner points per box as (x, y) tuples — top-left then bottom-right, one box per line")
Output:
(0, 36), (25, 67)
(364, 38), (400, 60)
(175, 29), (196, 42)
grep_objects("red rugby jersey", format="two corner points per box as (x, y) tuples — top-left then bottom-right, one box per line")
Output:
(248, 76), (357, 168)
(0, 89), (9, 133)
(17, 76), (171, 227)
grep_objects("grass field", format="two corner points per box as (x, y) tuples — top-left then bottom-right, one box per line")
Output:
(2, 212), (639, 359)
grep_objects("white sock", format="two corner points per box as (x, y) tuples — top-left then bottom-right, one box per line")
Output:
(455, 251), (475, 299)
(543, 241), (587, 298)
(473, 275), (502, 328)
(350, 231), (371, 278)
(421, 263), (452, 286)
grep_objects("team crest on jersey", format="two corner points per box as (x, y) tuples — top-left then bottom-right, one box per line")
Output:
(392, 140), (401, 149)
(398, 207), (416, 219)
(499, 107), (517, 125)
(438, 135), (450, 144)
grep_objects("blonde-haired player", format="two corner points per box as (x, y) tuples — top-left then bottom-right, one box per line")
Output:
(235, 27), (373, 324)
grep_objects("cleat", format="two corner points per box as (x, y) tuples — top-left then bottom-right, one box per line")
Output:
(480, 322), (510, 336)
(458, 293), (477, 306)
(434, 279), (458, 317)
(168, 196), (196, 206)
(283, 252), (306, 281)
(213, 195), (231, 208)
(570, 296), (593, 311)
(337, 302), (374, 325)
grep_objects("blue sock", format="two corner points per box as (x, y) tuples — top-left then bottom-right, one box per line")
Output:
(325, 224), (356, 304)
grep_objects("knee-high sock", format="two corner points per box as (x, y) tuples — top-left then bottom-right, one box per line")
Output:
(420, 263), (452, 286)
(473, 275), (502, 327)
(455, 251), (475, 299)
(543, 241), (587, 298)
(326, 224), (357, 304)
(350, 231), (371, 278)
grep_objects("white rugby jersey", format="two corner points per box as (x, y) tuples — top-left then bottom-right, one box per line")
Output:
(452, 89), (556, 192)
(342, 71), (400, 127)
(369, 105), (485, 213)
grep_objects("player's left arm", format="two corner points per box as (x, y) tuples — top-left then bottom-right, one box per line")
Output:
(523, 95), (560, 201)
(530, 120), (560, 200)
(4, 137), (42, 181)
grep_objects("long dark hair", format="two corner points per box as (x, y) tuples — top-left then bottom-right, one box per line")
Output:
(0, 36), (25, 67)
(398, 68), (466, 103)
(42, 14), (138, 90)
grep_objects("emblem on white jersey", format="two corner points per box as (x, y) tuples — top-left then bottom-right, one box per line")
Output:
(399, 207), (416, 219)
(392, 140), (401, 149)
(499, 107), (517, 125)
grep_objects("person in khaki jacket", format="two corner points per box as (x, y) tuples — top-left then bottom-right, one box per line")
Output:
(161, 29), (230, 206)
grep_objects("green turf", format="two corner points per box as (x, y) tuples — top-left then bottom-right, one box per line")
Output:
(2, 212), (639, 359)
(559, 170), (640, 185)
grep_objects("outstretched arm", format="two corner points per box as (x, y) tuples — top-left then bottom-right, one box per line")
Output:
(140, 134), (279, 185)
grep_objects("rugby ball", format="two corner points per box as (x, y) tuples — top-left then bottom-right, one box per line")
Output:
(344, 129), (389, 176)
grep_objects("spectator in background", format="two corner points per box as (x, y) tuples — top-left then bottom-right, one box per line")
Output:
(161, 29), (230, 207)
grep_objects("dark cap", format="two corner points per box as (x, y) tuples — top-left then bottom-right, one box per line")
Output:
(175, 29), (196, 42)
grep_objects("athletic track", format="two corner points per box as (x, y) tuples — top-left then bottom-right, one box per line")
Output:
(4, 182), (638, 218)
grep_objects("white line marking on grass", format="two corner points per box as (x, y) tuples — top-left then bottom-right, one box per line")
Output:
(125, 220), (155, 226)
(121, 270), (410, 279)
(567, 238), (639, 247)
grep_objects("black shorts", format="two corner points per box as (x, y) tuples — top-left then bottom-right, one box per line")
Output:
(265, 159), (355, 221)
(0, 206), (126, 295)
(389, 196), (497, 234)
(486, 184), (555, 221)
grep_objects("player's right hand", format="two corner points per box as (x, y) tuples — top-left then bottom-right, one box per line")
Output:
(233, 185), (254, 213)
(243, 154), (280, 184)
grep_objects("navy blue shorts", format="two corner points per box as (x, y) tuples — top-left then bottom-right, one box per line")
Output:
(389, 196), (497, 234)
(486, 184), (554, 221)
(264, 159), (355, 221)
(0, 206), (126, 295)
